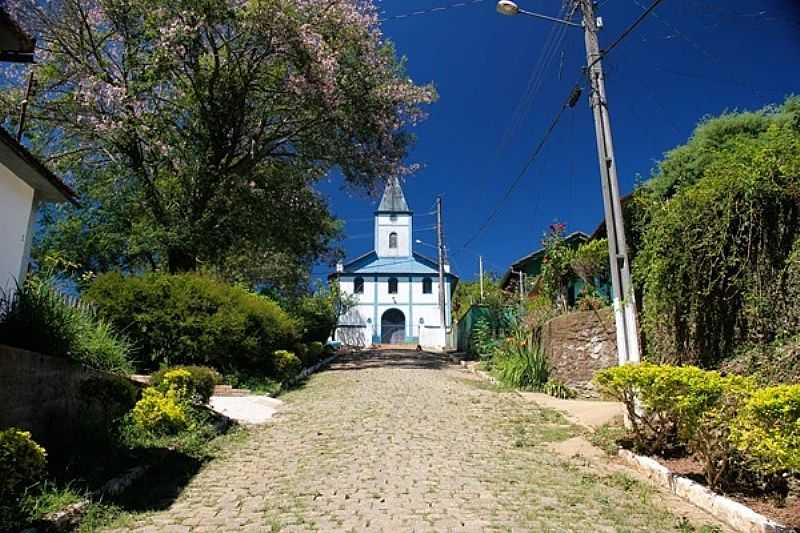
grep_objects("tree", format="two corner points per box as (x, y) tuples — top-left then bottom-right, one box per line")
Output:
(3, 0), (435, 286)
(634, 97), (800, 367)
(451, 272), (510, 322)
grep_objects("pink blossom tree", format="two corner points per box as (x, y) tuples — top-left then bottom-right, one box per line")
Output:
(3, 0), (435, 285)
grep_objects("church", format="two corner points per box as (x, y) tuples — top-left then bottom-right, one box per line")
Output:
(330, 178), (458, 350)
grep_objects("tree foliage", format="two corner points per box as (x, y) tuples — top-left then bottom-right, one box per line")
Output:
(3, 0), (435, 288)
(451, 272), (510, 322)
(634, 97), (800, 367)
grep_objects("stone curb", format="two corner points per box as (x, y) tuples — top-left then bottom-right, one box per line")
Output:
(618, 449), (792, 533)
(296, 352), (338, 381)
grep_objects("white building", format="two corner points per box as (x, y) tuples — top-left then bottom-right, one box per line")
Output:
(330, 178), (457, 350)
(0, 127), (77, 293)
(1, 8), (78, 293)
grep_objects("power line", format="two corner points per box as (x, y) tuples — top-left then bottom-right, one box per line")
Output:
(378, 0), (486, 22)
(588, 0), (666, 69)
(462, 84), (581, 249)
(497, 0), (575, 153)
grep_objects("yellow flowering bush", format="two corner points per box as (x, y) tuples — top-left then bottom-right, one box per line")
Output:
(130, 387), (189, 435)
(0, 428), (47, 499)
(0, 428), (47, 530)
(732, 384), (800, 475)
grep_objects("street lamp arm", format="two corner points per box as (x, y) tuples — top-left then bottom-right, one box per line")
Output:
(518, 8), (581, 27)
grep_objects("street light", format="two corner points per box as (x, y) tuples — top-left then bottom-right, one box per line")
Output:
(495, 0), (641, 365)
(495, 0), (581, 26)
(496, 0), (519, 16)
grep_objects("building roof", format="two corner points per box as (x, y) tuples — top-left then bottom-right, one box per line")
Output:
(0, 7), (35, 63)
(375, 177), (411, 214)
(499, 231), (589, 289)
(331, 250), (458, 280)
(0, 127), (78, 204)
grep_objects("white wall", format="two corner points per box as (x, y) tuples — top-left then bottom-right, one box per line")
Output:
(375, 213), (412, 257)
(0, 163), (36, 294)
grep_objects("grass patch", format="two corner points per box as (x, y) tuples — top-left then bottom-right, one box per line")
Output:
(590, 416), (629, 455)
(506, 409), (578, 446)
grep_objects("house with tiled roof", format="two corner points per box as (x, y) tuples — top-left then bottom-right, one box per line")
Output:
(330, 178), (458, 349)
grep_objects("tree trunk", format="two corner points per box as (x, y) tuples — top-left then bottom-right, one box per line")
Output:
(167, 248), (197, 273)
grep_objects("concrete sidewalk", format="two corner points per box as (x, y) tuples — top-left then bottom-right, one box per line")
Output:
(517, 391), (624, 429)
(208, 395), (283, 425)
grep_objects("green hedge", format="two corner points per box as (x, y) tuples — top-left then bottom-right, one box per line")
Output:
(594, 364), (798, 489)
(86, 273), (298, 373)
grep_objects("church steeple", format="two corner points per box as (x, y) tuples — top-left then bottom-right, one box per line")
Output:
(376, 177), (412, 214)
(374, 178), (412, 257)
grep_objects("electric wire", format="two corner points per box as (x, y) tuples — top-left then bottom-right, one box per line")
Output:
(462, 85), (579, 249)
(588, 0), (666, 70)
(378, 0), (485, 22)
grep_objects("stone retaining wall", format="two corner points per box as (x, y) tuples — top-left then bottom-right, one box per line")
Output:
(0, 344), (139, 449)
(540, 308), (617, 397)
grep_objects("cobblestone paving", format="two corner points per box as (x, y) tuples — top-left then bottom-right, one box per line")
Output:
(110, 350), (709, 532)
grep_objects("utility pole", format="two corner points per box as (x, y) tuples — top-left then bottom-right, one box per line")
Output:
(16, 71), (35, 142)
(436, 196), (447, 330)
(518, 270), (524, 305)
(577, 0), (641, 364)
(479, 256), (485, 303)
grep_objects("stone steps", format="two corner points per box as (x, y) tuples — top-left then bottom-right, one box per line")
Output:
(213, 384), (252, 397)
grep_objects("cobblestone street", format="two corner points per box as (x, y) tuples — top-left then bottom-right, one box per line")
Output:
(110, 350), (714, 532)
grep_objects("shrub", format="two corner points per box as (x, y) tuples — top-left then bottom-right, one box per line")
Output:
(594, 363), (758, 488)
(0, 278), (134, 374)
(543, 380), (576, 399)
(290, 282), (356, 343)
(85, 272), (298, 372)
(273, 350), (302, 383)
(307, 341), (324, 366)
(293, 343), (309, 365)
(594, 363), (678, 454)
(732, 384), (800, 475)
(150, 366), (221, 404)
(130, 387), (189, 435)
(77, 374), (140, 447)
(0, 429), (47, 530)
(493, 328), (549, 390)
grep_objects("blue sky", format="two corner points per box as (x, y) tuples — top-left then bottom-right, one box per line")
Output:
(315, 0), (800, 281)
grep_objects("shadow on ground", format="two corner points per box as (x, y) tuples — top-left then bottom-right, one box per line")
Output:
(327, 349), (450, 371)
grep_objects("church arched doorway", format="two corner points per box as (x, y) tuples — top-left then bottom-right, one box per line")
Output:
(381, 309), (406, 344)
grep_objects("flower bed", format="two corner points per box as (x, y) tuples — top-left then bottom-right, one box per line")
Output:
(594, 364), (800, 531)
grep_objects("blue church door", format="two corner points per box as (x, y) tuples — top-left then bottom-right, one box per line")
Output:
(381, 309), (406, 344)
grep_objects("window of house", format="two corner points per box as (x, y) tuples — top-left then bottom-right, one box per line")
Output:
(389, 232), (398, 249)
(422, 277), (432, 294)
(354, 277), (364, 294)
(388, 277), (398, 294)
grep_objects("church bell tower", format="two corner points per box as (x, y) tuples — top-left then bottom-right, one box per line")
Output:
(374, 178), (412, 258)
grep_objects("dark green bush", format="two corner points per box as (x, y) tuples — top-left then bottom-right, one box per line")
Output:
(307, 341), (324, 366)
(0, 278), (134, 374)
(273, 350), (302, 383)
(150, 366), (222, 404)
(293, 342), (310, 365)
(86, 272), (299, 373)
(77, 374), (140, 448)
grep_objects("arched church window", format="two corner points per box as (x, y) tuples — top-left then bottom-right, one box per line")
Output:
(389, 232), (398, 249)
(354, 277), (364, 294)
(422, 277), (432, 294)
(388, 277), (398, 294)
